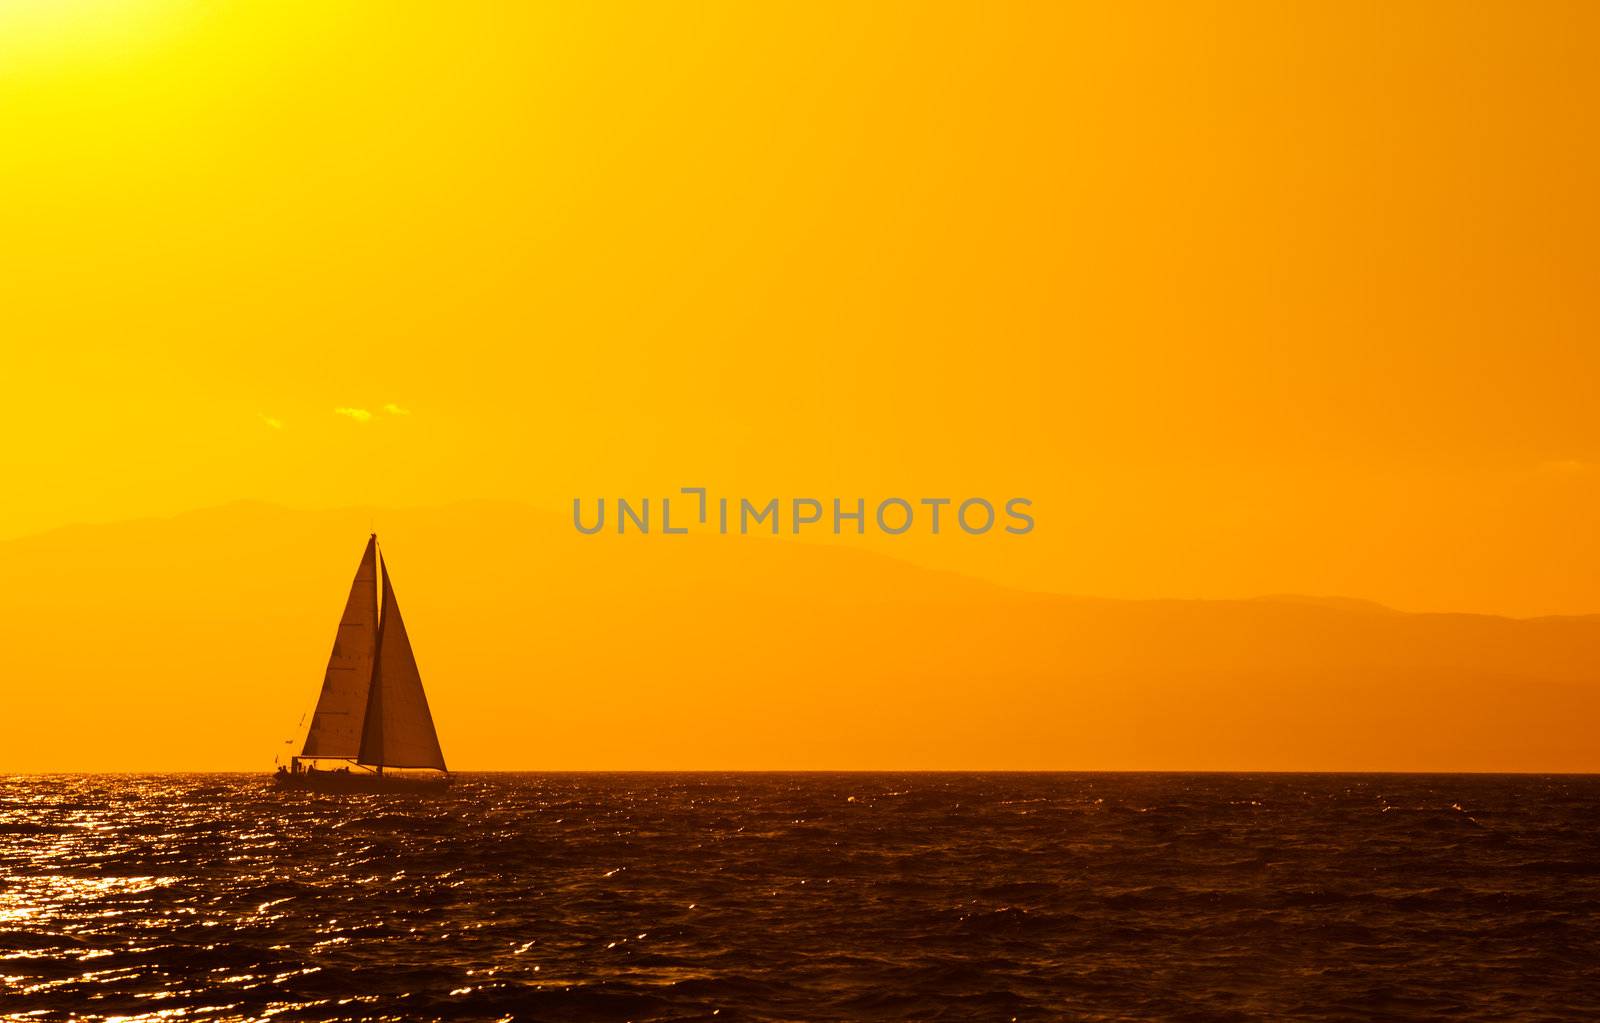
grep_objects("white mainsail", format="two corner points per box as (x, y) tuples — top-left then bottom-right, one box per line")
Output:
(300, 536), (379, 759)
(357, 556), (448, 771)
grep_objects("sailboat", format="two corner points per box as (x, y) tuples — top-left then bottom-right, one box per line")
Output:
(274, 535), (450, 792)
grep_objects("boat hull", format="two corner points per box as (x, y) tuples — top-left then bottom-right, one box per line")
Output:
(271, 772), (451, 794)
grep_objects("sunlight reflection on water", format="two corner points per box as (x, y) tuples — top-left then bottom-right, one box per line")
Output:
(2, 772), (1598, 1021)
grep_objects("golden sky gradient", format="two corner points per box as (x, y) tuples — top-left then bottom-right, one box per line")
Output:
(4, 2), (1599, 616)
(2, 3), (1599, 770)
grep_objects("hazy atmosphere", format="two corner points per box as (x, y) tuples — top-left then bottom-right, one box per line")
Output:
(4, 1), (1599, 768)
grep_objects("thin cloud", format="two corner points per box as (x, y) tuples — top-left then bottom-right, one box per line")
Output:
(383, 403), (410, 416)
(259, 414), (284, 430)
(335, 407), (374, 423)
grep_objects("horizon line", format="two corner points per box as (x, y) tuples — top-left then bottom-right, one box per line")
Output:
(9, 768), (1600, 777)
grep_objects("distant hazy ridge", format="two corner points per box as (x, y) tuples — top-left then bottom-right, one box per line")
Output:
(3, 501), (1596, 771)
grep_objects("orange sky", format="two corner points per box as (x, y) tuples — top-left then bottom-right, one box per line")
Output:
(3, 2), (1598, 618)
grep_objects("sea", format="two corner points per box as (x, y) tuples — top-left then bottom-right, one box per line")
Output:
(2, 773), (1597, 1022)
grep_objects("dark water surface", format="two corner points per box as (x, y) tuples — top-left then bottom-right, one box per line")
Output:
(3, 773), (1598, 1021)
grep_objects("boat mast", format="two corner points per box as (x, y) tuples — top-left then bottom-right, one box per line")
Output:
(348, 536), (447, 776)
(369, 534), (384, 777)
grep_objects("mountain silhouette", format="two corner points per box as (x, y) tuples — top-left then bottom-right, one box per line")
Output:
(3, 500), (1596, 771)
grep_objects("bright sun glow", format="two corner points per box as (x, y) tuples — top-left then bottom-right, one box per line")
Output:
(0, 0), (182, 69)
